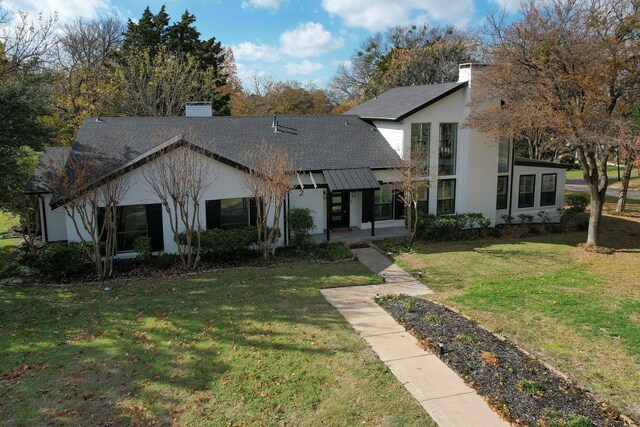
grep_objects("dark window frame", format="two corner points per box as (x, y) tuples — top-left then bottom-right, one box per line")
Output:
(498, 139), (510, 173)
(438, 123), (458, 176)
(206, 197), (254, 230)
(411, 123), (430, 174)
(374, 184), (394, 221)
(540, 173), (558, 206)
(437, 179), (456, 215)
(518, 174), (536, 208)
(496, 176), (509, 210)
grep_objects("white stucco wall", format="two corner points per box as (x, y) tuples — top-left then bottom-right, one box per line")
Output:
(62, 148), (283, 254)
(288, 188), (325, 234)
(42, 194), (68, 242)
(373, 120), (404, 157)
(507, 165), (567, 223)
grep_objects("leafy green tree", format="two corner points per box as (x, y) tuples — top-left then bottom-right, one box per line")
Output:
(118, 6), (230, 114)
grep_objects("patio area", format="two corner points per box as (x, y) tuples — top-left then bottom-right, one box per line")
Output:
(311, 226), (407, 244)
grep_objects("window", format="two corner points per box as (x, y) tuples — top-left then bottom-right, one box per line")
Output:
(437, 179), (456, 215)
(206, 198), (253, 229)
(374, 185), (393, 220)
(498, 139), (510, 173)
(496, 176), (509, 210)
(518, 175), (536, 208)
(116, 205), (148, 252)
(411, 123), (430, 174)
(540, 174), (557, 206)
(438, 123), (457, 176)
(221, 198), (249, 227)
(417, 186), (429, 214)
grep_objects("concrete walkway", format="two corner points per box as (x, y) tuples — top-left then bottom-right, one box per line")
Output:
(565, 179), (640, 200)
(321, 247), (509, 427)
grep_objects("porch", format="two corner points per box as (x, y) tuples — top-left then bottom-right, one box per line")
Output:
(311, 226), (407, 244)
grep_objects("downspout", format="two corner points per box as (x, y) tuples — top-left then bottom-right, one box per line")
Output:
(284, 195), (289, 247)
(508, 139), (516, 217)
(326, 190), (331, 242)
(40, 195), (49, 243)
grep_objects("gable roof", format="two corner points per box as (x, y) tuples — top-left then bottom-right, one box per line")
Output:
(24, 147), (72, 194)
(44, 115), (400, 207)
(345, 82), (467, 121)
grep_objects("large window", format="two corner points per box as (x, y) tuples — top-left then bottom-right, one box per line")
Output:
(437, 179), (456, 215)
(496, 176), (509, 210)
(540, 174), (557, 206)
(411, 123), (430, 174)
(417, 186), (429, 214)
(498, 139), (510, 173)
(438, 123), (457, 176)
(206, 198), (253, 229)
(116, 205), (149, 252)
(374, 185), (393, 220)
(518, 175), (536, 208)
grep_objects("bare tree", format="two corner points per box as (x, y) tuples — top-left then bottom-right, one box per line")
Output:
(244, 141), (296, 260)
(471, 0), (640, 246)
(143, 141), (214, 269)
(395, 149), (429, 245)
(52, 154), (129, 279)
(0, 8), (57, 76)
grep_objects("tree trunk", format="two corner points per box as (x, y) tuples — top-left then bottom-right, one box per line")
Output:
(577, 147), (608, 247)
(616, 156), (635, 213)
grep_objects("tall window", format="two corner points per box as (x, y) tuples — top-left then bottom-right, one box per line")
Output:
(417, 186), (429, 214)
(498, 139), (510, 173)
(518, 175), (536, 208)
(540, 174), (557, 206)
(438, 123), (457, 175)
(374, 185), (393, 220)
(437, 179), (456, 215)
(116, 205), (148, 252)
(496, 176), (509, 210)
(411, 123), (430, 174)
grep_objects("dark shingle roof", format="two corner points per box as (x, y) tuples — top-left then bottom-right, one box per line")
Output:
(48, 115), (400, 206)
(515, 157), (572, 170)
(24, 147), (72, 194)
(323, 168), (381, 192)
(345, 82), (467, 121)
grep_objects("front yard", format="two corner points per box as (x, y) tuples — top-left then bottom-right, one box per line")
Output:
(379, 212), (640, 422)
(0, 262), (433, 426)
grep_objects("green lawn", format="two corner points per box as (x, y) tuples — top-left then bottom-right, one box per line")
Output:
(385, 215), (640, 422)
(0, 210), (18, 239)
(565, 164), (639, 181)
(0, 262), (434, 426)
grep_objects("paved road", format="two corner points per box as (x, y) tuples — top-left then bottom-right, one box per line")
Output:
(565, 179), (640, 200)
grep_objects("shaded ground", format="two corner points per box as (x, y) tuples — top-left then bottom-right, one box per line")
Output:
(379, 212), (640, 422)
(381, 295), (627, 426)
(0, 262), (433, 426)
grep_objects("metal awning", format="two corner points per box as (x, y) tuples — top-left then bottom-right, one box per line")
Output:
(323, 168), (380, 192)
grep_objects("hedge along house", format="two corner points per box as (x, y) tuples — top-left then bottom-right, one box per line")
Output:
(26, 64), (568, 256)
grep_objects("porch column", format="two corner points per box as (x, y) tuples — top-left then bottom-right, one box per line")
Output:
(326, 190), (331, 242)
(370, 189), (375, 237)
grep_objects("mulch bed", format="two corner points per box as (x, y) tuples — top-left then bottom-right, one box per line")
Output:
(379, 295), (630, 427)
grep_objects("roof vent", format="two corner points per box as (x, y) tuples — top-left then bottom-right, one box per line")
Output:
(274, 120), (280, 133)
(272, 113), (277, 128)
(95, 117), (104, 123)
(185, 102), (212, 117)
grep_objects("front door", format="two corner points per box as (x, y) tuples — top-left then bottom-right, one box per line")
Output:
(331, 191), (350, 228)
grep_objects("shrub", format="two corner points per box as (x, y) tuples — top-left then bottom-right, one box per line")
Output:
(500, 214), (514, 226)
(318, 242), (351, 261)
(133, 236), (152, 263)
(288, 208), (315, 246)
(35, 242), (92, 280)
(566, 193), (589, 213)
(152, 252), (178, 270)
(417, 212), (492, 241)
(198, 226), (259, 262)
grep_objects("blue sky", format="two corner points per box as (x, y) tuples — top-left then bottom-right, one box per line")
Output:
(2, 0), (521, 88)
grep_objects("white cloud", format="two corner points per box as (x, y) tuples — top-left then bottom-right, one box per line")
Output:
(322, 0), (474, 31)
(488, 0), (522, 14)
(231, 41), (279, 62)
(241, 0), (283, 11)
(2, 0), (117, 21)
(279, 21), (343, 58)
(284, 60), (323, 75)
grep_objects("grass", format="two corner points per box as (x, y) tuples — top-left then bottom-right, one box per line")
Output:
(386, 209), (640, 421)
(0, 262), (434, 426)
(0, 210), (19, 239)
(566, 164), (639, 181)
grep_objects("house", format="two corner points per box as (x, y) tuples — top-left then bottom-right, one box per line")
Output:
(26, 64), (568, 256)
